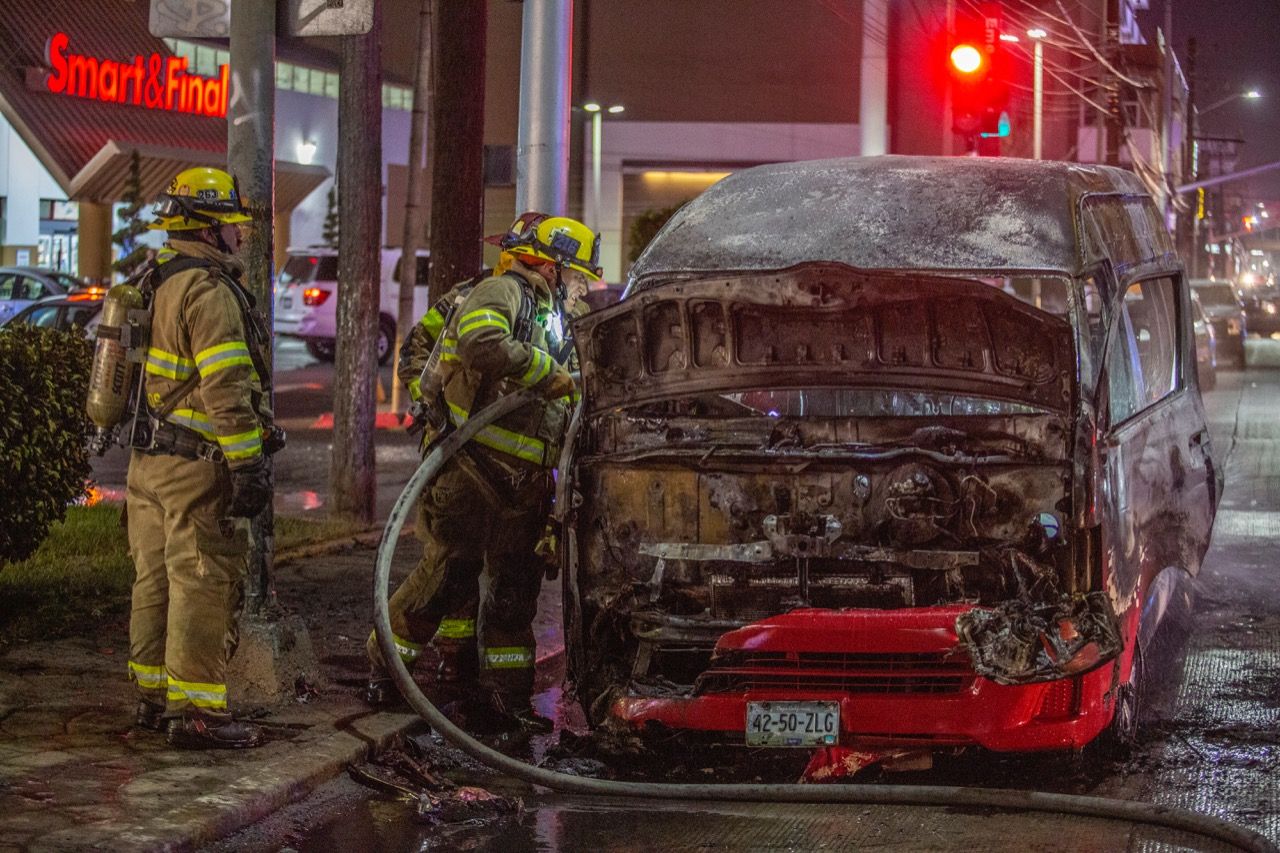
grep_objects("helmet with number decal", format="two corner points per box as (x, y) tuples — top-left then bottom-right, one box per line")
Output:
(149, 167), (252, 231)
(505, 215), (602, 281)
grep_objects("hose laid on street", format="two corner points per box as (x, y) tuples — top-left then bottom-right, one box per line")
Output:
(374, 391), (1276, 853)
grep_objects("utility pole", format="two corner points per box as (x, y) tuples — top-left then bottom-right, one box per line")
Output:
(427, 0), (487, 303)
(1104, 0), (1122, 166)
(515, 0), (572, 215)
(228, 0), (276, 613)
(330, 0), (383, 524)
(391, 0), (433, 417)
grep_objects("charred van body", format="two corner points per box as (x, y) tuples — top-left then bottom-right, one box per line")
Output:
(559, 156), (1218, 753)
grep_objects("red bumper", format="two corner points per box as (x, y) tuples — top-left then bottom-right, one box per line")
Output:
(611, 607), (1124, 752)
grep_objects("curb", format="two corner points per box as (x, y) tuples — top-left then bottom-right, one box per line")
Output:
(113, 710), (426, 852)
(274, 528), (384, 566)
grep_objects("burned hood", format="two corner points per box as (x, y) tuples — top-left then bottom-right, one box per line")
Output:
(575, 265), (1075, 414)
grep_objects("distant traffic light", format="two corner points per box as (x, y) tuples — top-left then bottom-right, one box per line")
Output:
(950, 43), (986, 76)
(948, 23), (1009, 150)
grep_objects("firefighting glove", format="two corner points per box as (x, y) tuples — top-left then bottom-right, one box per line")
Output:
(543, 368), (576, 400)
(534, 521), (560, 581)
(228, 459), (272, 519)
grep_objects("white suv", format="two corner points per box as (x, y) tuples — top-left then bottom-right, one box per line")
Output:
(273, 247), (432, 364)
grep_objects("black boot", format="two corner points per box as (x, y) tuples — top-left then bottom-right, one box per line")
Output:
(435, 640), (479, 685)
(487, 691), (554, 735)
(166, 714), (265, 749)
(362, 673), (407, 709)
(134, 700), (166, 732)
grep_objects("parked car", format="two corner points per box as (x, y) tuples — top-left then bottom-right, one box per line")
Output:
(1239, 285), (1280, 339)
(1190, 291), (1217, 390)
(564, 156), (1218, 757)
(273, 247), (431, 365)
(0, 267), (83, 325)
(1, 288), (104, 334)
(1190, 279), (1246, 368)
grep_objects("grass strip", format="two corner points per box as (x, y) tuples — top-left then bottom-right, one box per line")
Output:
(0, 504), (370, 646)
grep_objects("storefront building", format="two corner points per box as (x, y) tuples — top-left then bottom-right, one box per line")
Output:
(0, 0), (415, 280)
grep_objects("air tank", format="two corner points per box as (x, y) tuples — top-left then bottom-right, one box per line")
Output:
(86, 284), (144, 430)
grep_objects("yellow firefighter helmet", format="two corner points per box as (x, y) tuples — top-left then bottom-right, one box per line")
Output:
(149, 167), (253, 231)
(506, 215), (602, 281)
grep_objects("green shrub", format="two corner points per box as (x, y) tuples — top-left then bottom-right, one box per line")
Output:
(0, 325), (93, 564)
(627, 200), (691, 264)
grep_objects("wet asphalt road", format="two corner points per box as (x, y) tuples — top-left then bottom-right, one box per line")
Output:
(201, 341), (1280, 852)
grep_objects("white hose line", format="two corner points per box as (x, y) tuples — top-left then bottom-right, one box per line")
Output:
(373, 392), (1276, 853)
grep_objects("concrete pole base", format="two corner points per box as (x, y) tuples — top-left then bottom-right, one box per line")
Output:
(228, 613), (321, 710)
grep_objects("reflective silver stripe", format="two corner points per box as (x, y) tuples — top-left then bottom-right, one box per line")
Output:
(447, 402), (546, 465)
(483, 646), (535, 669)
(128, 660), (167, 688)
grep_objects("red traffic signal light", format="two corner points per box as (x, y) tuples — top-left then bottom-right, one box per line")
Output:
(950, 43), (986, 76)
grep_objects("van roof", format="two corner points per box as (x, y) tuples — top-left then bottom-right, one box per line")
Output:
(628, 156), (1156, 286)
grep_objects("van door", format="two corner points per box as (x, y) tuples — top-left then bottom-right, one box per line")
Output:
(1099, 275), (1215, 614)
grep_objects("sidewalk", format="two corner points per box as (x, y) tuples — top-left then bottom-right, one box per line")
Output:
(0, 538), (565, 852)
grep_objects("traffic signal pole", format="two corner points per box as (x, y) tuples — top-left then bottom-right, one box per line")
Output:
(516, 0), (573, 214)
(228, 0), (277, 614)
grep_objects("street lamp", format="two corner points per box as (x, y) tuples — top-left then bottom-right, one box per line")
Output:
(1200, 89), (1262, 116)
(1027, 28), (1047, 160)
(582, 102), (624, 229)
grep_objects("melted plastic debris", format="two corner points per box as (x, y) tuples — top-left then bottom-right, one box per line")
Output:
(955, 590), (1123, 685)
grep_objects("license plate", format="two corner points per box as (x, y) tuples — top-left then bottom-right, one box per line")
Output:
(745, 701), (839, 747)
(281, 297), (293, 309)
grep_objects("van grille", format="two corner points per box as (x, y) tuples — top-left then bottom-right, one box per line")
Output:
(694, 650), (973, 696)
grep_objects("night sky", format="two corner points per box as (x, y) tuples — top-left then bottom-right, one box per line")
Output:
(1155, 0), (1280, 198)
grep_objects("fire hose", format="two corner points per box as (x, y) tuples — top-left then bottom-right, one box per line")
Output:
(374, 390), (1276, 853)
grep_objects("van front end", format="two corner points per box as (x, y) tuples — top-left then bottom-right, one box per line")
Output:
(565, 268), (1129, 753)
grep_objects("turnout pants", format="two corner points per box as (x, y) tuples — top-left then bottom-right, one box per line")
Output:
(367, 461), (550, 704)
(126, 451), (248, 720)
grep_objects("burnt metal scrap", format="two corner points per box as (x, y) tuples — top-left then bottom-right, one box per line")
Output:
(955, 574), (1123, 686)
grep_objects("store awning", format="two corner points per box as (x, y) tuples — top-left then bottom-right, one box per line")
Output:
(69, 140), (330, 212)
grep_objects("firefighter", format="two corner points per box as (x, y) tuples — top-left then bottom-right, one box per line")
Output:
(126, 166), (275, 749)
(365, 213), (551, 697)
(365, 215), (600, 732)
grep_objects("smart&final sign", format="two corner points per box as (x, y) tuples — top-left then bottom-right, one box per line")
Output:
(43, 32), (228, 118)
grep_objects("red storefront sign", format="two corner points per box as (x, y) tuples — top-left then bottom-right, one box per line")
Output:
(43, 31), (228, 118)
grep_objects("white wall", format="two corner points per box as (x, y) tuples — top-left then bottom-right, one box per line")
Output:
(276, 89), (412, 250)
(0, 112), (68, 247)
(582, 122), (861, 282)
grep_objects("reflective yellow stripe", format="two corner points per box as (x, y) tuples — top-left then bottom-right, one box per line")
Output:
(483, 646), (535, 669)
(196, 341), (254, 378)
(407, 377), (423, 401)
(519, 348), (554, 386)
(420, 308), (445, 338)
(216, 427), (263, 461)
(457, 309), (511, 338)
(167, 678), (227, 710)
(447, 402), (547, 465)
(366, 631), (423, 664)
(434, 618), (476, 640)
(439, 337), (459, 363)
(167, 408), (217, 440)
(145, 347), (195, 380)
(128, 660), (167, 689)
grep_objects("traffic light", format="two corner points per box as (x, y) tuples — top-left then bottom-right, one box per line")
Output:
(948, 8), (1009, 149)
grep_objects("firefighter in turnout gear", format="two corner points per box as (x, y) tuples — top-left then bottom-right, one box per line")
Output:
(364, 214), (549, 699)
(365, 214), (599, 732)
(125, 166), (275, 749)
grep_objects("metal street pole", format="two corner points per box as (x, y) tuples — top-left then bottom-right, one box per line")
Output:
(516, 0), (573, 214)
(228, 0), (276, 614)
(1033, 38), (1043, 160)
(591, 110), (602, 224)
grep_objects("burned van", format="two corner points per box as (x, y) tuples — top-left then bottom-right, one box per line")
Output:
(560, 156), (1218, 753)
